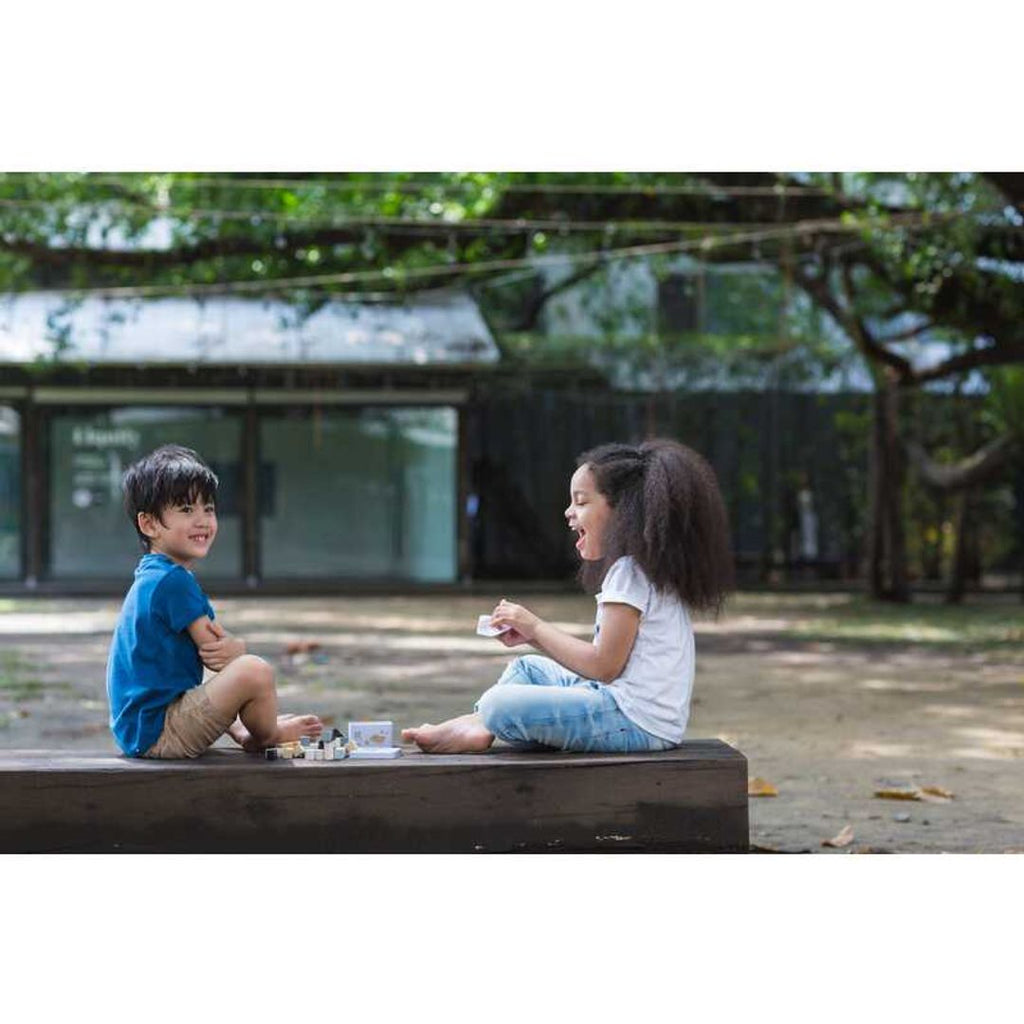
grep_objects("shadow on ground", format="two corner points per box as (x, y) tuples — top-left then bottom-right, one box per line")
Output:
(1, 591), (1022, 853)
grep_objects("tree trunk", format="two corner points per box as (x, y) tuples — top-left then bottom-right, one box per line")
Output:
(945, 490), (973, 604)
(868, 377), (911, 602)
(1017, 467), (1024, 605)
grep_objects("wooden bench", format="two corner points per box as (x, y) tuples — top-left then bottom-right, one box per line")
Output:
(0, 740), (748, 853)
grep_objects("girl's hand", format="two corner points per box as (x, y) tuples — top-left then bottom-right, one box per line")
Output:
(498, 627), (530, 647)
(490, 599), (541, 643)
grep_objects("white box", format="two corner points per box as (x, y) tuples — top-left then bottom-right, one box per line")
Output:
(347, 721), (394, 748)
(348, 746), (402, 759)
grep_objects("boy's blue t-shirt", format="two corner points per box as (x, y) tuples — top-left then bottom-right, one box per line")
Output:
(106, 553), (215, 757)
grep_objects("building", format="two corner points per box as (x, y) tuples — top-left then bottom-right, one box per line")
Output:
(6, 262), (1004, 594)
(0, 289), (499, 591)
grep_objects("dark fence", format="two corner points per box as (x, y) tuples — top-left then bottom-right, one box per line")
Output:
(465, 385), (871, 583)
(466, 383), (1024, 587)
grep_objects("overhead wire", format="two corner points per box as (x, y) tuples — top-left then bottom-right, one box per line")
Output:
(0, 195), (832, 235)
(38, 173), (834, 198)
(18, 214), (931, 301)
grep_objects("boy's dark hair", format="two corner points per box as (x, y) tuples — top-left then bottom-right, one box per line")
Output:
(123, 444), (219, 552)
(577, 438), (734, 617)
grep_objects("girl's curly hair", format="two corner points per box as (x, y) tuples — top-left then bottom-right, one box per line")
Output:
(577, 438), (734, 616)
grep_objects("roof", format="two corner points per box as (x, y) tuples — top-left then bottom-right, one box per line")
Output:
(0, 290), (500, 367)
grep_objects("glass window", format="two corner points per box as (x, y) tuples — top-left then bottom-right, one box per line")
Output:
(260, 406), (457, 581)
(0, 407), (19, 579)
(48, 408), (242, 580)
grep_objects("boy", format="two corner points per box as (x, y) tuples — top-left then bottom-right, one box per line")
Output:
(106, 444), (321, 758)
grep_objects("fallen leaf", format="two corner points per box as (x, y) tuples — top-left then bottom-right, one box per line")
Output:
(874, 786), (922, 801)
(748, 777), (778, 797)
(822, 824), (855, 848)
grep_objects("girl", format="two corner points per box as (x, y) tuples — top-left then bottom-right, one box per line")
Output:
(402, 438), (734, 754)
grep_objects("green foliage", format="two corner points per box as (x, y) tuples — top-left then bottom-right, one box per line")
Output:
(727, 590), (1024, 649)
(824, 173), (1022, 350)
(4, 171), (1021, 383)
(789, 596), (1024, 649)
(983, 365), (1024, 439)
(0, 171), (508, 297)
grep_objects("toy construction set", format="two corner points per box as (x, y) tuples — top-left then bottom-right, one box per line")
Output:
(265, 720), (401, 761)
(267, 614), (505, 762)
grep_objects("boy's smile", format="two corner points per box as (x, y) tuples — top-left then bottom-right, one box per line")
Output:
(138, 500), (218, 568)
(565, 465), (611, 561)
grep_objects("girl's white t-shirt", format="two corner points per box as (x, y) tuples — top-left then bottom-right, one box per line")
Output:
(594, 556), (694, 744)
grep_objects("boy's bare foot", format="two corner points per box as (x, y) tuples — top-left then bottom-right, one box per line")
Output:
(401, 713), (494, 753)
(274, 713), (322, 745)
(238, 713), (322, 752)
(228, 718), (251, 748)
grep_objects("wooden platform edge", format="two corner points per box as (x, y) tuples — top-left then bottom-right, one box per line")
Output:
(0, 741), (750, 854)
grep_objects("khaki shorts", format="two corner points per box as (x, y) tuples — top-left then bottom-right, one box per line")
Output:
(143, 683), (235, 759)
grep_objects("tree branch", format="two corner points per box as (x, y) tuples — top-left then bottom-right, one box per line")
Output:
(510, 262), (606, 330)
(0, 224), (526, 271)
(981, 172), (1024, 212)
(791, 262), (913, 379)
(881, 319), (934, 343)
(852, 245), (1024, 352)
(904, 433), (1019, 491)
(908, 340), (1024, 386)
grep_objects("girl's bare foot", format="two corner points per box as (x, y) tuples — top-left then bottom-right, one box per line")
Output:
(239, 713), (322, 752)
(401, 713), (494, 753)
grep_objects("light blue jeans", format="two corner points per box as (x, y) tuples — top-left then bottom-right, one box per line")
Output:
(476, 654), (677, 753)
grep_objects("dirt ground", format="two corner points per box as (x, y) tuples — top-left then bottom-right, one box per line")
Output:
(1, 590), (1022, 853)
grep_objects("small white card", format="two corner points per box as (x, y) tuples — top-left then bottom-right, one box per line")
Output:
(348, 721), (394, 747)
(349, 746), (402, 759)
(476, 614), (511, 638)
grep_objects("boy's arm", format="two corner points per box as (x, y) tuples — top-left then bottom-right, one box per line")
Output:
(186, 616), (247, 672)
(186, 616), (221, 648)
(489, 600), (640, 683)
